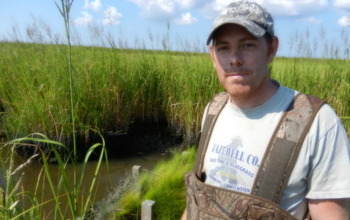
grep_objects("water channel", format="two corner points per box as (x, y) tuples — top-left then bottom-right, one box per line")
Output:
(0, 137), (173, 218)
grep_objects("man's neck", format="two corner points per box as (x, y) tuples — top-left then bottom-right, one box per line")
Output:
(229, 80), (279, 110)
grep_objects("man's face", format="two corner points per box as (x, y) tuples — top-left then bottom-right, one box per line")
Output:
(210, 24), (278, 101)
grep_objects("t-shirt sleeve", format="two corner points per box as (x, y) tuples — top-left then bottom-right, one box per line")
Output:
(305, 104), (350, 199)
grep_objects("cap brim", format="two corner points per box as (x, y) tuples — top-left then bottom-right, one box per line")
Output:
(206, 20), (266, 45)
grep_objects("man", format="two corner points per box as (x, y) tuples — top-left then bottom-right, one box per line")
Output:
(182, 1), (350, 219)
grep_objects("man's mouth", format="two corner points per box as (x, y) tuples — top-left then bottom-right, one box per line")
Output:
(225, 71), (249, 76)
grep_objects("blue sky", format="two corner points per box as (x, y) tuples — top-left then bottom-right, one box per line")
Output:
(1, 0), (350, 57)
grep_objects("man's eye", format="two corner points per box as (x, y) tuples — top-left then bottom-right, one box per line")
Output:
(217, 46), (229, 52)
(241, 42), (256, 49)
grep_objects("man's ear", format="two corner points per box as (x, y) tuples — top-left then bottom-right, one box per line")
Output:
(209, 45), (216, 67)
(268, 36), (279, 63)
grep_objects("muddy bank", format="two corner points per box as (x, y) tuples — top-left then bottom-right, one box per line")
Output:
(13, 118), (185, 162)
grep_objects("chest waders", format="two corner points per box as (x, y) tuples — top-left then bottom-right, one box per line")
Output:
(185, 92), (325, 220)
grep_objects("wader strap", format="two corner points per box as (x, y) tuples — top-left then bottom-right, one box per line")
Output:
(194, 92), (325, 202)
(252, 93), (325, 202)
(194, 92), (229, 179)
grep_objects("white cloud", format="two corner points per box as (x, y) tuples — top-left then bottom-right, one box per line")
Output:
(338, 15), (350, 27)
(258, 0), (329, 17)
(297, 16), (322, 24)
(173, 0), (210, 9)
(175, 12), (198, 24)
(201, 0), (329, 18)
(126, 0), (331, 25)
(84, 0), (102, 12)
(75, 11), (93, 26)
(127, 0), (176, 19)
(199, 1), (228, 19)
(173, 0), (195, 9)
(209, 0), (233, 12)
(334, 0), (350, 10)
(103, 6), (123, 25)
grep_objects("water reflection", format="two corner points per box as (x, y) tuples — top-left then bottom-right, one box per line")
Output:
(0, 141), (169, 218)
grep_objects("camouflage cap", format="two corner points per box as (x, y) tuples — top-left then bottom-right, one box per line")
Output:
(207, 1), (274, 45)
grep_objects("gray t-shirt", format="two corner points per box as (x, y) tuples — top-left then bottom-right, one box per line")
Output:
(202, 85), (350, 219)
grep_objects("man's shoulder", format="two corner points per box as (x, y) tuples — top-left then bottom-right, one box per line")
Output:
(206, 92), (229, 115)
(293, 93), (325, 112)
(211, 91), (229, 101)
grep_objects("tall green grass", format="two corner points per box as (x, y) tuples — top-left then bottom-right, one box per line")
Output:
(272, 57), (350, 123)
(114, 147), (196, 220)
(0, 1), (109, 219)
(0, 43), (349, 150)
(0, 132), (107, 220)
(0, 44), (221, 152)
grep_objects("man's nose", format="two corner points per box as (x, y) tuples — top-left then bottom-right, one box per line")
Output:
(229, 49), (243, 66)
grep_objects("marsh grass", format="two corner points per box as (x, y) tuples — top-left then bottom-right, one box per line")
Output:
(114, 147), (196, 220)
(272, 57), (350, 124)
(0, 43), (348, 148)
(2, 16), (350, 147)
(0, 1), (109, 219)
(0, 132), (107, 219)
(0, 44), (220, 150)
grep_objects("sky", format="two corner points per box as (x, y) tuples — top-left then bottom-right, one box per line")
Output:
(1, 0), (350, 57)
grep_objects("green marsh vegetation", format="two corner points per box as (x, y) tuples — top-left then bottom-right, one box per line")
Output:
(1, 44), (349, 219)
(0, 132), (107, 220)
(0, 1), (108, 219)
(0, 42), (349, 219)
(0, 42), (349, 146)
(0, 4), (349, 219)
(1, 12), (349, 149)
(116, 147), (196, 220)
(0, 42), (220, 152)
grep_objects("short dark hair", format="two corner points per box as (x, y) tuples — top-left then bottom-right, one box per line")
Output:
(264, 33), (273, 46)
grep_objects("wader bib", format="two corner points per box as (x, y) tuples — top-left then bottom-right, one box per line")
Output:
(185, 92), (325, 220)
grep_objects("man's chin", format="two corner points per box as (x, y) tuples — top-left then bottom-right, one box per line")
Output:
(226, 88), (251, 98)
